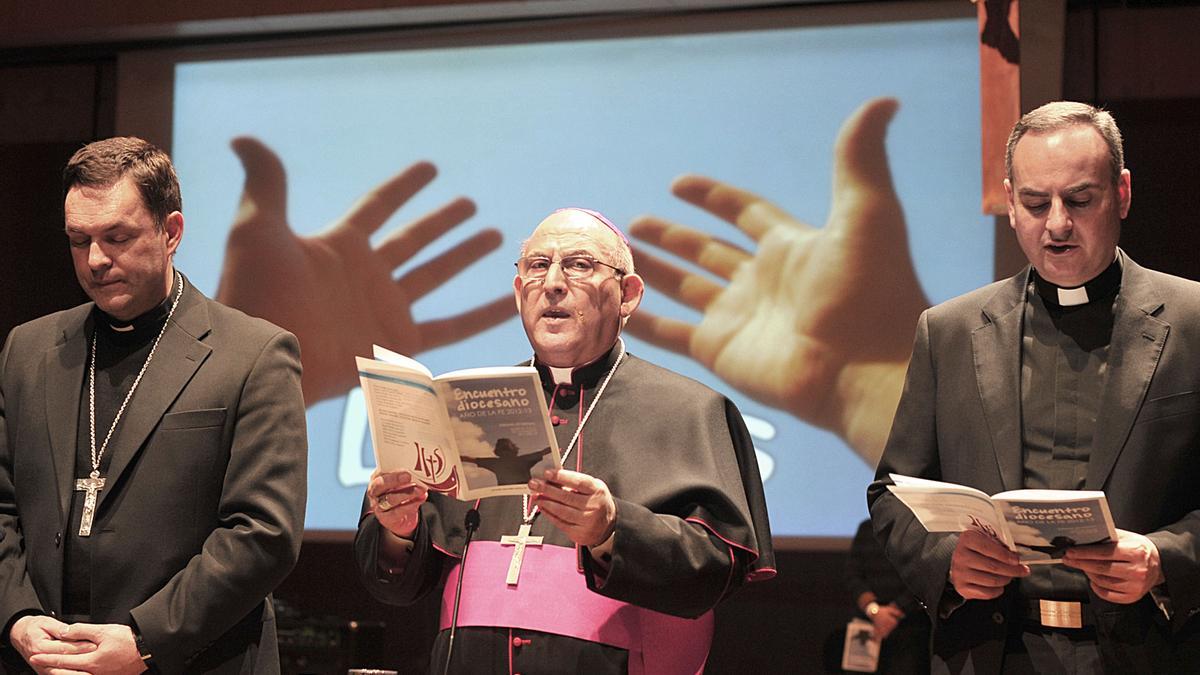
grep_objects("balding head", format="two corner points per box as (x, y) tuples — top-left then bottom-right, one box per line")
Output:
(523, 208), (635, 276)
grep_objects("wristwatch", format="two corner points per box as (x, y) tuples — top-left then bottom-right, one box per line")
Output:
(133, 629), (153, 663)
(866, 601), (881, 618)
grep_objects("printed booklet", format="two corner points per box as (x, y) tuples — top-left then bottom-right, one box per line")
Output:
(886, 474), (1117, 563)
(356, 346), (561, 500)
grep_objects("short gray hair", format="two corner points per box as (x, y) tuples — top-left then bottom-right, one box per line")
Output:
(1005, 101), (1124, 185)
(601, 235), (634, 276)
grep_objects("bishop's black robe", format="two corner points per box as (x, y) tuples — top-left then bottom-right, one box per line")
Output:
(355, 345), (775, 674)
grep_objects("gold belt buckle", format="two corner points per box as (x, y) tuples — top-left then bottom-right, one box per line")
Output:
(1039, 600), (1083, 629)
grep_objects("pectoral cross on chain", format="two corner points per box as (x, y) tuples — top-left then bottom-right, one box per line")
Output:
(500, 523), (543, 586)
(74, 471), (105, 537)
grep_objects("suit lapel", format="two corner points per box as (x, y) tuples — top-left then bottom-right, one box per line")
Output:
(1087, 257), (1166, 490)
(95, 280), (213, 513)
(46, 310), (91, 524)
(972, 272), (1029, 492)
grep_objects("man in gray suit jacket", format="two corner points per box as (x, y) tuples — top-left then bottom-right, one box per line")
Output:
(0, 137), (307, 673)
(870, 102), (1200, 673)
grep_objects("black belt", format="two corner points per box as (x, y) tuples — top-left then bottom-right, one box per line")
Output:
(1022, 599), (1094, 629)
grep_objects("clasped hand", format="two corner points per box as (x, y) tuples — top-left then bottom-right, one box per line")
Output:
(869, 603), (905, 642)
(12, 615), (145, 675)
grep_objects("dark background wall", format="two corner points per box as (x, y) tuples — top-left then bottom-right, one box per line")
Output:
(2, 1), (1199, 672)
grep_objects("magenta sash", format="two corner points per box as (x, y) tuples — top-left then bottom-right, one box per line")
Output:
(440, 542), (712, 674)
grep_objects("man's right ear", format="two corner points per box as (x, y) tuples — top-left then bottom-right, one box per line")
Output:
(1003, 179), (1017, 227)
(619, 273), (644, 319)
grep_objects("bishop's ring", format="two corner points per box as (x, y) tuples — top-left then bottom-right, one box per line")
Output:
(377, 494), (393, 512)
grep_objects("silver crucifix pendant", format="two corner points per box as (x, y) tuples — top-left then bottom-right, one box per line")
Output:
(74, 471), (105, 537)
(500, 522), (544, 586)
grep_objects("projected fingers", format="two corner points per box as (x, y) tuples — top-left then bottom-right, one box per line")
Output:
(670, 174), (814, 240)
(396, 228), (502, 300)
(625, 312), (694, 355)
(617, 97), (931, 467)
(418, 297), (515, 351)
(230, 136), (290, 233)
(628, 216), (749, 280)
(220, 138), (514, 405)
(375, 196), (477, 269)
(629, 244), (723, 311)
(827, 97), (913, 254)
(342, 160), (438, 237)
(832, 97), (900, 215)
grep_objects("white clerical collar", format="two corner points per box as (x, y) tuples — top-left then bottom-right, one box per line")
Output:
(1032, 254), (1122, 308)
(1056, 286), (1090, 307)
(541, 339), (625, 386)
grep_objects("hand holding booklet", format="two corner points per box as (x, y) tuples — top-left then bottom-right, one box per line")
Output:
(356, 346), (561, 500)
(886, 474), (1117, 563)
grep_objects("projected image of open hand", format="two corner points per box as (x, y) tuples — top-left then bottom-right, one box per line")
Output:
(628, 98), (928, 466)
(220, 138), (513, 405)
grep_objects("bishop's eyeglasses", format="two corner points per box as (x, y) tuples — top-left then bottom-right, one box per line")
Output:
(515, 255), (626, 281)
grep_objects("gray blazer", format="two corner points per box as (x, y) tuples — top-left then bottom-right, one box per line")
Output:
(0, 278), (307, 673)
(869, 251), (1200, 673)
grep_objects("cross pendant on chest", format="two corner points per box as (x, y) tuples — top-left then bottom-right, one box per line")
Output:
(74, 471), (105, 537)
(500, 522), (544, 586)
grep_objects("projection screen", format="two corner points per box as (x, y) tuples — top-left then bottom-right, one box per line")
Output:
(116, 1), (991, 539)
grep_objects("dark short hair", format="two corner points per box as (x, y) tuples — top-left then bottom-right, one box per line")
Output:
(1005, 101), (1124, 185)
(63, 137), (182, 230)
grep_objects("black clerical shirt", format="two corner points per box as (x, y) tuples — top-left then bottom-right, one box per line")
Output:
(64, 286), (175, 620)
(1018, 260), (1120, 601)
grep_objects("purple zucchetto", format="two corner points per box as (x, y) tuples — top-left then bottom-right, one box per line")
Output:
(551, 207), (629, 245)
